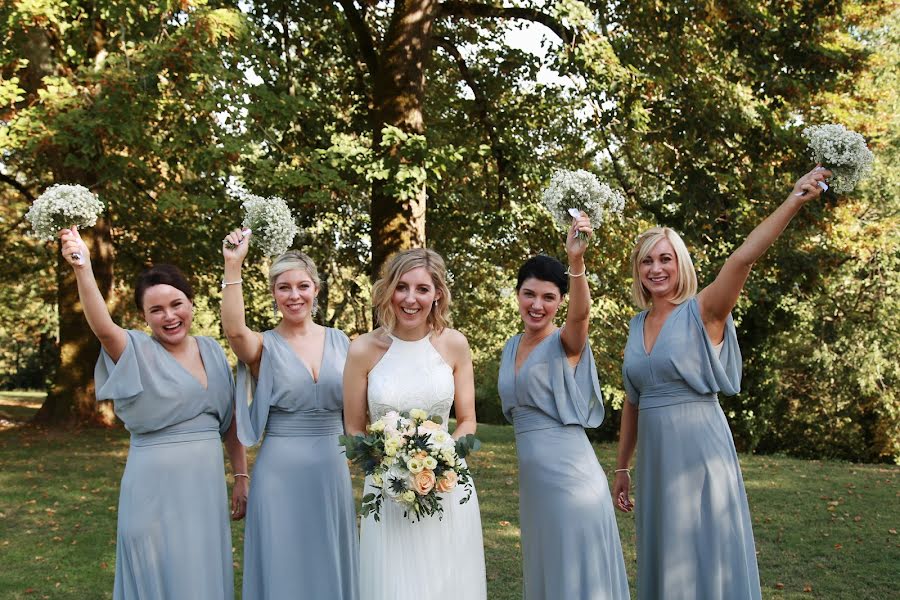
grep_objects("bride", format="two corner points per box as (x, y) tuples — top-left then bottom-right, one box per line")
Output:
(343, 248), (487, 600)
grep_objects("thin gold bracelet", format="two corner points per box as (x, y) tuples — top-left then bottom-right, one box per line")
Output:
(566, 267), (587, 278)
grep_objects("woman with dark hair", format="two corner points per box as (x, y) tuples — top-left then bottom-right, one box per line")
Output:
(59, 227), (247, 600)
(497, 214), (629, 599)
(344, 247), (487, 600)
(614, 167), (830, 599)
(221, 230), (358, 600)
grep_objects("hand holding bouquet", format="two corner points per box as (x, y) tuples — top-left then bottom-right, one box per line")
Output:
(225, 193), (298, 257)
(26, 184), (104, 265)
(541, 169), (625, 242)
(801, 124), (874, 197)
(340, 409), (480, 522)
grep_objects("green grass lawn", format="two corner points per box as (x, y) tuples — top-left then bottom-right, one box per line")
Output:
(0, 391), (897, 599)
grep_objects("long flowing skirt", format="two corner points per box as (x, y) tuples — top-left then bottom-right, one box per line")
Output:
(517, 424), (630, 600)
(359, 470), (486, 600)
(636, 400), (761, 600)
(242, 433), (359, 600)
(114, 432), (233, 600)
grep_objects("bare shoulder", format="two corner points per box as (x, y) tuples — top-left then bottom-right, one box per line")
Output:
(432, 328), (471, 360)
(346, 329), (391, 370)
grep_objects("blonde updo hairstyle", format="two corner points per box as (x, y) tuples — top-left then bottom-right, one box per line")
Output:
(268, 250), (321, 291)
(630, 226), (697, 309)
(372, 248), (451, 335)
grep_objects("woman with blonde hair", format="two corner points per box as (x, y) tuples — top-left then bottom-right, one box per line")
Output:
(613, 167), (831, 599)
(221, 230), (358, 600)
(344, 247), (487, 600)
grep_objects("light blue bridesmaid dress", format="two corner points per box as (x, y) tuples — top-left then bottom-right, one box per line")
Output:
(498, 329), (630, 600)
(234, 328), (358, 600)
(95, 330), (235, 600)
(622, 297), (761, 600)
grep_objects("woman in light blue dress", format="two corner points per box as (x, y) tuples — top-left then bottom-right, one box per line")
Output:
(613, 167), (832, 599)
(221, 230), (358, 600)
(497, 213), (629, 600)
(59, 227), (248, 600)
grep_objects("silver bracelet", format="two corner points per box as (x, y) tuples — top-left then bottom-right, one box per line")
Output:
(566, 267), (587, 278)
(221, 278), (242, 289)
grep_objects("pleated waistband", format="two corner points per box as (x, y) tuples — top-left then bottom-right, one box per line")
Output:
(130, 414), (222, 447)
(511, 406), (566, 434)
(638, 382), (718, 410)
(265, 410), (344, 437)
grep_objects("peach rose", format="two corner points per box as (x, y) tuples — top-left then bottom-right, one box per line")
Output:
(436, 471), (458, 493)
(413, 469), (436, 495)
(420, 420), (442, 431)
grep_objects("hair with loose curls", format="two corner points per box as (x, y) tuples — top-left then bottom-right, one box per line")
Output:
(372, 248), (451, 335)
(267, 250), (320, 290)
(630, 226), (697, 309)
(134, 264), (194, 311)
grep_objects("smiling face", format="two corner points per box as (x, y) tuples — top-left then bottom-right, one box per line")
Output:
(273, 269), (317, 323)
(516, 277), (563, 334)
(141, 284), (193, 347)
(391, 266), (440, 336)
(639, 237), (680, 301)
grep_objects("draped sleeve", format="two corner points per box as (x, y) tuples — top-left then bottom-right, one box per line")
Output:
(95, 329), (146, 404)
(200, 336), (236, 437)
(680, 297), (742, 396)
(553, 331), (605, 428)
(234, 331), (278, 447)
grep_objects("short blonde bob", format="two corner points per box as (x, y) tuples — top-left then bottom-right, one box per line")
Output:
(372, 248), (451, 335)
(630, 226), (697, 309)
(268, 250), (320, 290)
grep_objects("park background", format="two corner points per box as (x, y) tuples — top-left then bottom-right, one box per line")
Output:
(0, 0), (897, 597)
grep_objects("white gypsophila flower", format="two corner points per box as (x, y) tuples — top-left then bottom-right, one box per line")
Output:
(802, 124), (874, 194)
(540, 169), (625, 241)
(25, 184), (105, 240)
(239, 193), (298, 256)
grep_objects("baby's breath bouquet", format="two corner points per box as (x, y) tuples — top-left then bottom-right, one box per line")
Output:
(541, 169), (625, 242)
(232, 193), (298, 256)
(802, 124), (874, 196)
(25, 184), (105, 264)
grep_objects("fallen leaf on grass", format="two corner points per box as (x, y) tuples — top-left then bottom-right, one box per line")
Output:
(498, 520), (510, 526)
(803, 585), (813, 592)
(774, 582), (784, 590)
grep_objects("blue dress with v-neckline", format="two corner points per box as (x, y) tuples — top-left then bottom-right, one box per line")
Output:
(623, 297), (761, 600)
(234, 327), (359, 600)
(498, 329), (629, 599)
(95, 330), (236, 600)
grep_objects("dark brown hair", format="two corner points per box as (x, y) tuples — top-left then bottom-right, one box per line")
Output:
(134, 264), (194, 311)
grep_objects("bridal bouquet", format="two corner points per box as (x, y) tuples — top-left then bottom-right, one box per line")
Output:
(228, 193), (298, 256)
(340, 409), (480, 522)
(541, 169), (625, 242)
(25, 184), (105, 264)
(802, 124), (874, 196)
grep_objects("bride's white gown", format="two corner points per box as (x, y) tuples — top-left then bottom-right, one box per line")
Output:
(360, 333), (487, 600)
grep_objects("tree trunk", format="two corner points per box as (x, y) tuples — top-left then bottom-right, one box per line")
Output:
(34, 217), (117, 426)
(369, 0), (439, 280)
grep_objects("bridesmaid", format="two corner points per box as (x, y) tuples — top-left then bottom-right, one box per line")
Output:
(497, 213), (630, 599)
(59, 227), (247, 600)
(613, 167), (832, 600)
(221, 230), (358, 600)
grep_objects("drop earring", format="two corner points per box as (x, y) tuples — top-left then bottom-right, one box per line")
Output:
(272, 299), (279, 317)
(312, 297), (319, 318)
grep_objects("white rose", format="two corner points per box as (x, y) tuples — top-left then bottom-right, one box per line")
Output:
(368, 420), (385, 433)
(401, 490), (416, 505)
(407, 457), (424, 474)
(423, 455), (438, 470)
(409, 408), (428, 422)
(440, 449), (456, 467)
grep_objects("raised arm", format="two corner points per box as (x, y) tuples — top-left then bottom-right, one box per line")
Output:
(221, 229), (263, 371)
(342, 338), (371, 436)
(60, 227), (127, 361)
(559, 212), (593, 361)
(698, 167), (831, 338)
